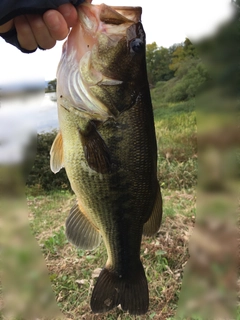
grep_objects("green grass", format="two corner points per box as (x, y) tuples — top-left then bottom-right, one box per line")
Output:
(154, 100), (197, 162)
(26, 189), (72, 237)
(25, 187), (195, 319)
(152, 98), (197, 190)
(22, 97), (198, 319)
(43, 226), (68, 255)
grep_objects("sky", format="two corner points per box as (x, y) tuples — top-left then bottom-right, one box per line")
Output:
(0, 0), (234, 85)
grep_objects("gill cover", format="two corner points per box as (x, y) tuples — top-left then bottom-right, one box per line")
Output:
(56, 3), (144, 121)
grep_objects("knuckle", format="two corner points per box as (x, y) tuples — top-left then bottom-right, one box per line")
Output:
(32, 18), (45, 31)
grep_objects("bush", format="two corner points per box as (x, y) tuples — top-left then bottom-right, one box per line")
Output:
(26, 124), (197, 192)
(26, 131), (71, 191)
(151, 58), (209, 104)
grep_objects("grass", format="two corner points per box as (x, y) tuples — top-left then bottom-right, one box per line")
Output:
(43, 226), (68, 255)
(26, 188), (196, 319)
(154, 99), (197, 190)
(154, 100), (197, 162)
(23, 97), (198, 319)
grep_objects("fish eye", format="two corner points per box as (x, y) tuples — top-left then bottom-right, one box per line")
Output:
(130, 38), (144, 53)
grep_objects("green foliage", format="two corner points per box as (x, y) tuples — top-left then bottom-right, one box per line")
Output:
(146, 42), (174, 85)
(26, 131), (71, 191)
(196, 4), (240, 99)
(147, 38), (209, 103)
(43, 226), (68, 254)
(46, 79), (57, 93)
(152, 58), (209, 103)
(170, 38), (197, 72)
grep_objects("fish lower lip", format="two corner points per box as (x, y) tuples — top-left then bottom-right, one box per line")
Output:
(60, 103), (70, 112)
(60, 101), (85, 114)
(59, 96), (83, 113)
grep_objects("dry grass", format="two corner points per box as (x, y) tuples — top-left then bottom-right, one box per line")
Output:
(26, 189), (195, 320)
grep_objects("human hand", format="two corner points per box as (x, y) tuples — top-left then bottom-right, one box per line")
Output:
(0, 1), (91, 52)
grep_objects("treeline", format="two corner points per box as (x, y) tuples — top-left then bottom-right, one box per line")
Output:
(146, 38), (209, 103)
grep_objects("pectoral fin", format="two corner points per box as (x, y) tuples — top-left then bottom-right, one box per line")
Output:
(50, 132), (64, 173)
(143, 184), (163, 237)
(66, 203), (102, 250)
(78, 121), (113, 174)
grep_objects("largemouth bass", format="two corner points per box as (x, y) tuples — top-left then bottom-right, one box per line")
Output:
(50, 3), (162, 315)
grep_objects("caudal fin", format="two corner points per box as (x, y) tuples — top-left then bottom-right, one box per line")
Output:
(90, 263), (149, 315)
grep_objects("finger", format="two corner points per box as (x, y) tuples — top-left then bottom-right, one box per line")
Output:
(26, 14), (56, 49)
(0, 20), (14, 33)
(57, 4), (78, 28)
(14, 15), (37, 51)
(43, 10), (69, 41)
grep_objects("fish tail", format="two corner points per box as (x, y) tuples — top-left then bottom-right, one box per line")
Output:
(90, 261), (149, 315)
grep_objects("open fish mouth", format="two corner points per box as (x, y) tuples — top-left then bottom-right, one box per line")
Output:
(56, 3), (144, 121)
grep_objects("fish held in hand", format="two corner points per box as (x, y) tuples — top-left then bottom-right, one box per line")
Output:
(50, 3), (162, 315)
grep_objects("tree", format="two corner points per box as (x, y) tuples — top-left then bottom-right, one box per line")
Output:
(146, 42), (159, 85)
(151, 38), (209, 103)
(47, 79), (57, 92)
(169, 44), (184, 72)
(146, 42), (173, 85)
(169, 38), (197, 73)
(156, 47), (174, 81)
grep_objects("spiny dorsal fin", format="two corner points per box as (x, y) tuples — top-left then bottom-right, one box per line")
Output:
(50, 132), (64, 173)
(65, 203), (102, 250)
(143, 184), (163, 237)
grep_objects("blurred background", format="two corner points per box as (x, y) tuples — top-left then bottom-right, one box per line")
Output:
(0, 0), (239, 319)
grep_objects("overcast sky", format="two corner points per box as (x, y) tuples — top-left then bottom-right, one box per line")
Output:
(0, 0), (233, 85)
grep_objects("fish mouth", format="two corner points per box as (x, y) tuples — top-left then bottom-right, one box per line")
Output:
(78, 3), (142, 39)
(57, 4), (143, 121)
(69, 4), (142, 117)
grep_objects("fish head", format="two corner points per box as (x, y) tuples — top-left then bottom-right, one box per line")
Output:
(57, 3), (148, 119)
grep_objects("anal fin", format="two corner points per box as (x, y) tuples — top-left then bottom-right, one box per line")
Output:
(66, 203), (102, 250)
(143, 183), (163, 237)
(78, 121), (113, 174)
(50, 132), (64, 173)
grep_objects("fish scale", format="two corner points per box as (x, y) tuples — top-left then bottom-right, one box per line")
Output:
(50, 3), (162, 315)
